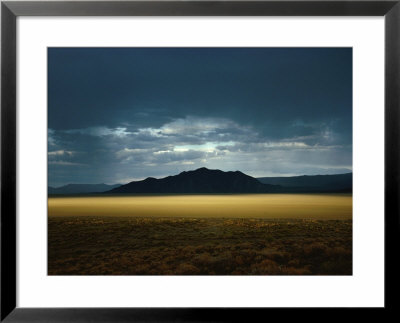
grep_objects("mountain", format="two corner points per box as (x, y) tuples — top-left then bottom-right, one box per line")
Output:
(108, 167), (279, 194)
(48, 171), (353, 195)
(257, 173), (352, 193)
(48, 183), (121, 195)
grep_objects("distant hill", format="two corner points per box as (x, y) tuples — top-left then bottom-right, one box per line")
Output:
(257, 173), (352, 193)
(48, 183), (121, 195)
(108, 167), (279, 194)
(49, 171), (353, 195)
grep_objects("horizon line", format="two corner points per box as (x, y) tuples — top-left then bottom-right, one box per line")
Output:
(49, 168), (353, 188)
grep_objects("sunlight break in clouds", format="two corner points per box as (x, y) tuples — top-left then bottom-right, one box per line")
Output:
(64, 126), (131, 138)
(48, 115), (351, 186)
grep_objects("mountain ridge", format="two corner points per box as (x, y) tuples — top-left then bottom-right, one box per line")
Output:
(48, 183), (121, 195)
(48, 169), (353, 195)
(108, 167), (278, 194)
(257, 172), (352, 192)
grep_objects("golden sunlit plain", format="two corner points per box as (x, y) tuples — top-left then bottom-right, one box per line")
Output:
(48, 194), (352, 219)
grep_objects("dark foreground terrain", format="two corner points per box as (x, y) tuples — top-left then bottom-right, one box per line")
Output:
(48, 217), (352, 275)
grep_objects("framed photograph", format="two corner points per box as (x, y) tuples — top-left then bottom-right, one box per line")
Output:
(1, 0), (399, 321)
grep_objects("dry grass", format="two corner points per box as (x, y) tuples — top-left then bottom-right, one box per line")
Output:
(48, 194), (352, 220)
(48, 216), (352, 275)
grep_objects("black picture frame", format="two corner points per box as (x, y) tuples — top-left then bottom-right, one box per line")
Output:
(1, 0), (399, 321)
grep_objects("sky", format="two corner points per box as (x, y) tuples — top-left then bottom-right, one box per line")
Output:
(48, 48), (352, 187)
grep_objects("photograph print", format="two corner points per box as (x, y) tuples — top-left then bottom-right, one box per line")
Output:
(48, 48), (352, 275)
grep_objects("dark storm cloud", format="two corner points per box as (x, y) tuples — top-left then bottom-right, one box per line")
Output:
(48, 48), (352, 186)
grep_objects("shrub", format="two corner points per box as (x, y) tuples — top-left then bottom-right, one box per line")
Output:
(175, 263), (200, 275)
